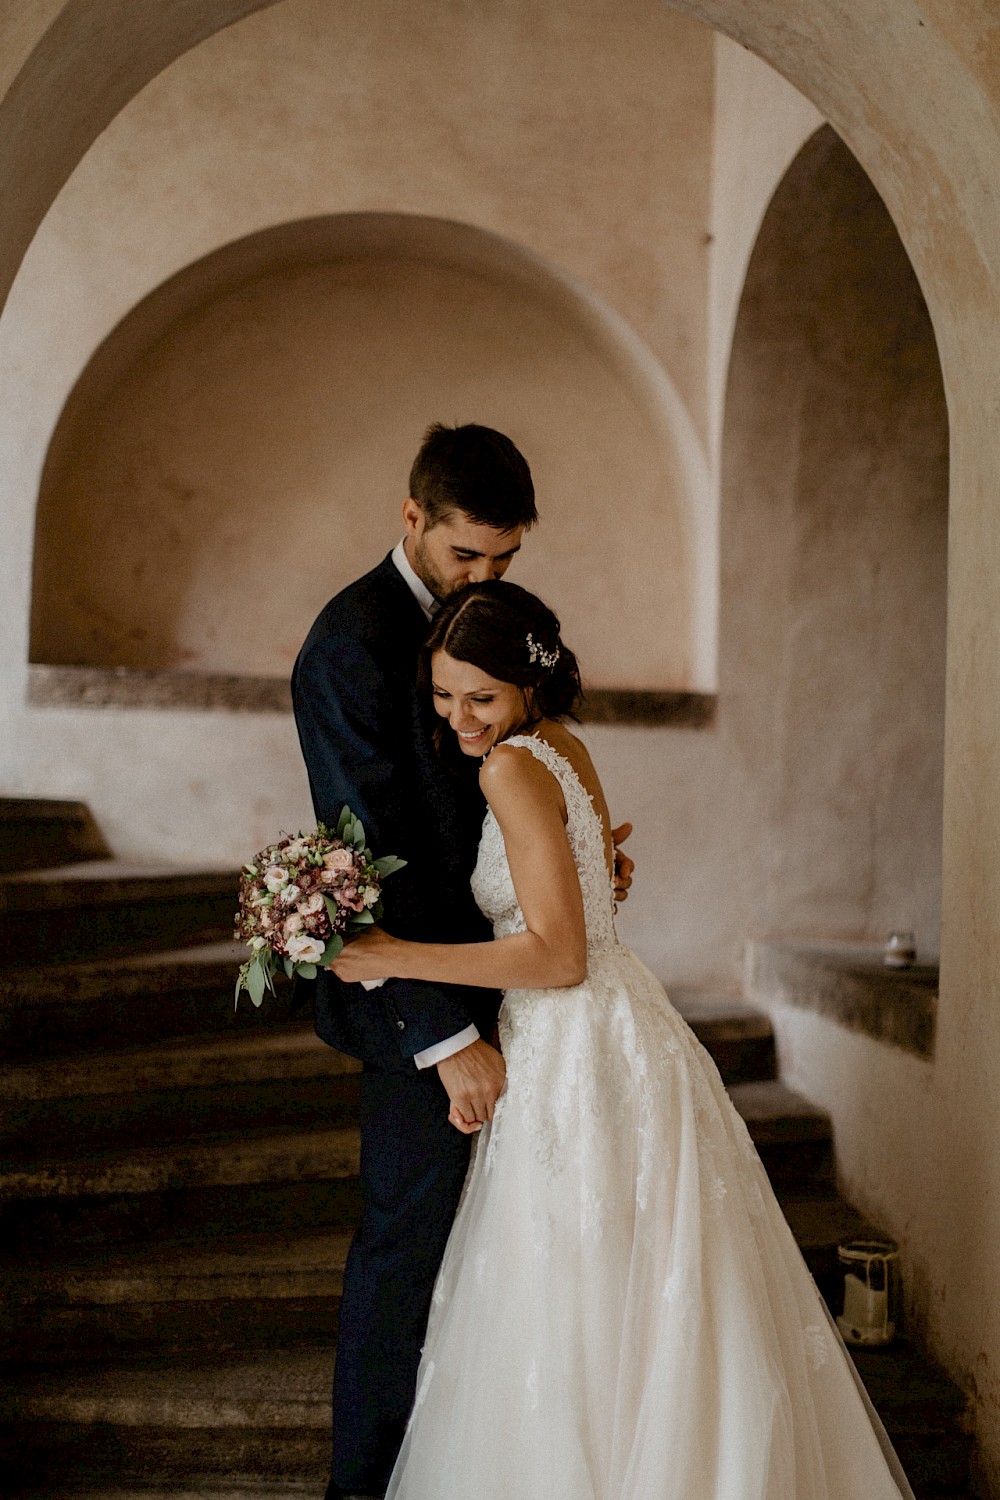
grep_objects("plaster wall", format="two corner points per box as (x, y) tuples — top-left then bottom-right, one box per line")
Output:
(0, 1), (812, 872)
(720, 126), (950, 1390)
(0, 0), (733, 878)
(29, 218), (699, 689)
(707, 38), (822, 466)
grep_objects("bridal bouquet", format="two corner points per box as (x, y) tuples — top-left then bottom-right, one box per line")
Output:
(234, 806), (406, 1006)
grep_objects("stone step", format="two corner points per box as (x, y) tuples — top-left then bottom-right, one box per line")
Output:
(780, 1192), (879, 1301)
(1, 1028), (361, 1152)
(0, 942), (305, 1057)
(0, 862), (239, 966)
(2, 1229), (350, 1365)
(729, 1079), (835, 1194)
(0, 1338), (971, 1497)
(3, 1025), (356, 1100)
(17, 1489), (326, 1499)
(0, 1127), (363, 1256)
(0, 797), (111, 875)
(0, 942), (246, 1052)
(19, 1490), (326, 1499)
(0, 1126), (360, 1203)
(672, 989), (778, 1084)
(852, 1344), (975, 1492)
(0, 1348), (332, 1489)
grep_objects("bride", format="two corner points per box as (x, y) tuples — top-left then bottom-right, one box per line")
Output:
(331, 580), (915, 1500)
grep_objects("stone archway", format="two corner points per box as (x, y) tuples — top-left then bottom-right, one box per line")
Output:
(720, 123), (949, 954)
(27, 211), (707, 689)
(0, 1), (278, 311)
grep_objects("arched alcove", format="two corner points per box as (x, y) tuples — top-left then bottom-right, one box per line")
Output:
(29, 211), (708, 689)
(720, 124), (949, 952)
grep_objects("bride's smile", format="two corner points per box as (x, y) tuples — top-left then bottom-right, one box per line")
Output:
(430, 650), (529, 757)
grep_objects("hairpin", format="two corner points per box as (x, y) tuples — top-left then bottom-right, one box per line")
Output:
(526, 631), (560, 670)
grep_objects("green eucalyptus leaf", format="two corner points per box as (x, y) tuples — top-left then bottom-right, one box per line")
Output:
(247, 961), (266, 1008)
(351, 908), (375, 927)
(324, 934), (344, 961)
(323, 894), (342, 926)
(296, 962), (318, 980)
(283, 956), (294, 979)
(373, 855), (407, 876)
(337, 806), (352, 837)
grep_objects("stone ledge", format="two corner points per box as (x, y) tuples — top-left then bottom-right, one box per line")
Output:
(27, 664), (716, 727)
(27, 665), (293, 713)
(747, 939), (937, 1059)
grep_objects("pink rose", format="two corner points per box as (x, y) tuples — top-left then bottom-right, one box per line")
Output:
(283, 913), (304, 937)
(323, 848), (355, 872)
(338, 884), (366, 912)
(299, 892), (324, 916)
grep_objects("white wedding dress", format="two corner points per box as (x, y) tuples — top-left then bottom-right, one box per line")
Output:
(385, 735), (915, 1500)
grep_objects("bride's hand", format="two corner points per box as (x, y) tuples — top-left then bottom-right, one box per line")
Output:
(328, 927), (403, 982)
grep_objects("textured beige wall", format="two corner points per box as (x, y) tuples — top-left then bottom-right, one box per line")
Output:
(608, 124), (948, 977)
(9, 0), (717, 696)
(707, 38), (822, 467)
(29, 218), (698, 689)
(724, 126), (948, 956)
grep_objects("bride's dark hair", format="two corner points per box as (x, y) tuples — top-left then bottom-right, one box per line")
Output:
(422, 581), (582, 757)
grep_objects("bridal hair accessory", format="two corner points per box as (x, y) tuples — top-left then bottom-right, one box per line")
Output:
(233, 808), (406, 1007)
(526, 631), (560, 670)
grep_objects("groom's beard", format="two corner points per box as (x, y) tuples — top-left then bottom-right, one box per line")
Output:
(410, 534), (467, 605)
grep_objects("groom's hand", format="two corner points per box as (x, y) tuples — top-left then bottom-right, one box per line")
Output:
(437, 1038), (506, 1134)
(611, 822), (635, 904)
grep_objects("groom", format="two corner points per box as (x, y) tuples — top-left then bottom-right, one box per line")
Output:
(292, 423), (538, 1498)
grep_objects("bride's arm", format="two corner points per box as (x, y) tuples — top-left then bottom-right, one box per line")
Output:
(329, 743), (588, 990)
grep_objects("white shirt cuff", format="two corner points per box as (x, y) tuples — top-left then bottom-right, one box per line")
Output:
(413, 1024), (481, 1070)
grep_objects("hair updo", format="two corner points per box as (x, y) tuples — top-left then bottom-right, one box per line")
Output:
(423, 581), (583, 748)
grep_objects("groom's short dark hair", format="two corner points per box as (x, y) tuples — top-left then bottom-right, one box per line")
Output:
(409, 422), (537, 531)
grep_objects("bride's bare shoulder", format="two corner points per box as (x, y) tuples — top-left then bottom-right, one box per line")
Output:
(480, 739), (547, 788)
(478, 739), (566, 814)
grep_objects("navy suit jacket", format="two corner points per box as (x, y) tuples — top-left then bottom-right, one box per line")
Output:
(291, 553), (500, 1069)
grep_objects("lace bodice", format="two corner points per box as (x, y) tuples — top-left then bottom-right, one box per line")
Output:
(470, 734), (618, 959)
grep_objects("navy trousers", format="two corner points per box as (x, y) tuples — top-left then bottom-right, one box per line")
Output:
(329, 1063), (472, 1496)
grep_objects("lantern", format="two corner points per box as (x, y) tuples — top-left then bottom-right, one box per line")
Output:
(836, 1239), (901, 1346)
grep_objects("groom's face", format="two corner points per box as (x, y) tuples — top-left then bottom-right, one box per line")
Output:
(402, 499), (523, 602)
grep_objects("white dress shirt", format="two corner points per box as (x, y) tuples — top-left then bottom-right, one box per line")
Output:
(390, 539), (481, 1070)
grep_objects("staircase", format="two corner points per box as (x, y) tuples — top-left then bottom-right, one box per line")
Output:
(0, 800), (976, 1497)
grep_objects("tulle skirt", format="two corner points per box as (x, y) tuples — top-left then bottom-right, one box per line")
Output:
(386, 945), (914, 1500)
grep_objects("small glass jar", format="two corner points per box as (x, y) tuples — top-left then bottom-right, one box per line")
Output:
(884, 931), (916, 968)
(836, 1239), (901, 1346)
